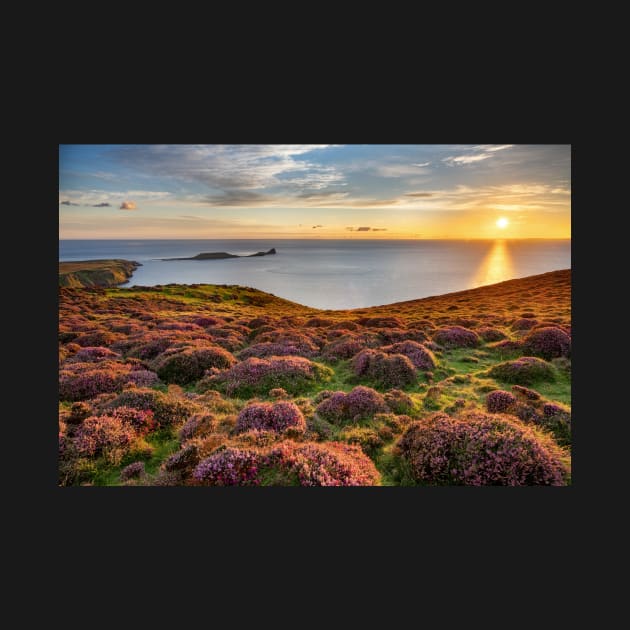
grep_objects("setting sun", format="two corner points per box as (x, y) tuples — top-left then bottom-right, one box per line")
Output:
(496, 217), (509, 229)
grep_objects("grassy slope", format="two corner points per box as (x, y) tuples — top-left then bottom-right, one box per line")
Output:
(59, 259), (140, 288)
(59, 269), (571, 486)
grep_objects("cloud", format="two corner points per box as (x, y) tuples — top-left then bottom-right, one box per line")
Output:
(59, 189), (171, 206)
(346, 226), (387, 232)
(107, 144), (344, 193)
(312, 225), (324, 229)
(60, 200), (79, 206)
(443, 144), (514, 166)
(405, 192), (433, 198)
(119, 201), (137, 210)
(92, 202), (111, 207)
(376, 163), (431, 177)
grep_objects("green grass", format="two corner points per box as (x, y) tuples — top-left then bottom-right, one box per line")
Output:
(91, 429), (181, 486)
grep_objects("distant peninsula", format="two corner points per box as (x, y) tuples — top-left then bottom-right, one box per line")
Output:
(162, 247), (277, 261)
(59, 259), (141, 288)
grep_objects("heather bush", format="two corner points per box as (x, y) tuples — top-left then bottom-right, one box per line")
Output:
(357, 316), (405, 328)
(178, 413), (218, 442)
(523, 327), (571, 360)
(209, 356), (333, 397)
(152, 345), (237, 385)
(384, 389), (414, 415)
(485, 390), (517, 413)
(306, 415), (336, 440)
(511, 318), (538, 331)
(67, 346), (120, 363)
(513, 402), (542, 424)
(193, 447), (261, 486)
(396, 411), (570, 485)
(352, 349), (417, 388)
(262, 441), (381, 486)
(511, 385), (541, 401)
(73, 415), (137, 464)
(105, 406), (157, 435)
(120, 461), (145, 481)
(488, 357), (555, 385)
(433, 326), (480, 349)
(74, 330), (118, 347)
(234, 401), (306, 435)
(164, 443), (200, 472)
(59, 361), (151, 401)
(315, 385), (388, 424)
(321, 335), (374, 361)
(103, 387), (200, 428)
(380, 340), (436, 370)
(238, 341), (317, 359)
(477, 327), (508, 342)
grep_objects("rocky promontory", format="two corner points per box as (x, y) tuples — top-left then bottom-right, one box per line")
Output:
(59, 259), (141, 287)
(162, 248), (276, 261)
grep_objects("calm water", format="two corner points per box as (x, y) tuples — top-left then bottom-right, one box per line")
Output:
(59, 239), (571, 310)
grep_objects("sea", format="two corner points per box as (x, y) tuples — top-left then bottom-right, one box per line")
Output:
(59, 239), (571, 310)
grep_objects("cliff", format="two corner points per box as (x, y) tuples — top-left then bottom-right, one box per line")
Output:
(58, 259), (141, 288)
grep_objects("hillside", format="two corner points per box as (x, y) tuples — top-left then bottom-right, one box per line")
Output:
(59, 259), (140, 288)
(58, 269), (571, 487)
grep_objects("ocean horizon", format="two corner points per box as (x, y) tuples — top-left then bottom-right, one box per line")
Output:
(59, 238), (571, 310)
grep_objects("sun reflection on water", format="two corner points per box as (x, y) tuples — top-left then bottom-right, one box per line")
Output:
(471, 240), (514, 287)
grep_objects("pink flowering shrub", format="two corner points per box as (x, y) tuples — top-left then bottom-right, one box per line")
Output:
(103, 387), (200, 428)
(477, 327), (508, 342)
(59, 361), (156, 401)
(511, 385), (541, 401)
(238, 341), (316, 360)
(66, 346), (120, 363)
(129, 336), (175, 360)
(384, 389), (415, 415)
(235, 401), (306, 435)
(152, 345), (236, 385)
(488, 356), (555, 385)
(433, 326), (480, 349)
(263, 441), (381, 486)
(193, 447), (261, 486)
(511, 318), (538, 331)
(104, 406), (156, 435)
(305, 317), (336, 328)
(396, 411), (570, 485)
(164, 443), (200, 472)
(321, 336), (371, 361)
(337, 426), (384, 453)
(352, 349), (417, 388)
(125, 369), (160, 388)
(209, 356), (333, 397)
(356, 316), (405, 329)
(485, 390), (517, 413)
(523, 327), (571, 360)
(192, 441), (381, 486)
(380, 340), (436, 370)
(74, 330), (119, 347)
(73, 415), (137, 462)
(120, 461), (145, 481)
(315, 385), (388, 424)
(178, 413), (218, 442)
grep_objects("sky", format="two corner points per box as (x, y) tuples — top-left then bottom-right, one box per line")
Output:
(59, 144), (570, 239)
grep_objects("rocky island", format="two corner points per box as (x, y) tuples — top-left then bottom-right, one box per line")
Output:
(162, 247), (276, 261)
(59, 259), (141, 288)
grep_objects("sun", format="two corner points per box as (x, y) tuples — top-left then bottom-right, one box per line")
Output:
(496, 217), (509, 229)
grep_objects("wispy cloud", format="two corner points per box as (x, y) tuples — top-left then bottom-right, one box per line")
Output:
(119, 201), (137, 210)
(346, 226), (388, 232)
(107, 144), (343, 192)
(92, 202), (111, 207)
(443, 144), (514, 167)
(60, 200), (79, 206)
(376, 163), (431, 177)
